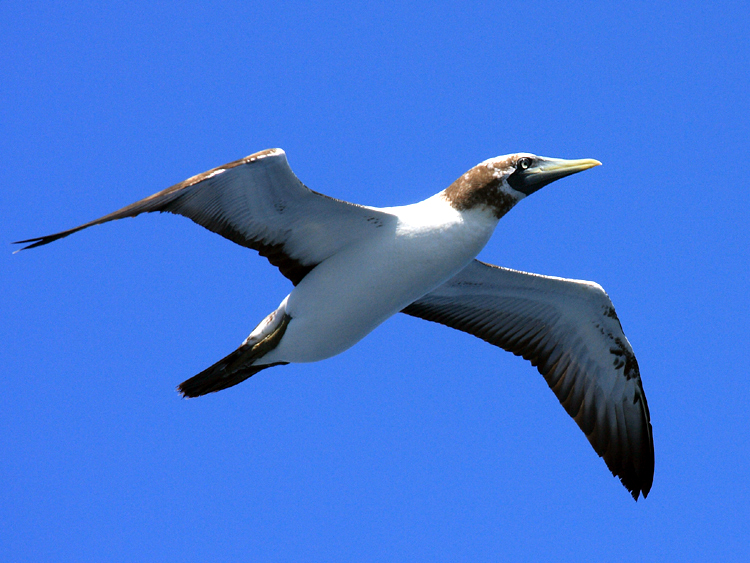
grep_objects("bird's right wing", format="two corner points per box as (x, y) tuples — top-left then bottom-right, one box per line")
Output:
(403, 259), (654, 500)
(14, 148), (395, 285)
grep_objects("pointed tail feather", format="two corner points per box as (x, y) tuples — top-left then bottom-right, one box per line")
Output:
(178, 311), (292, 398)
(178, 353), (287, 397)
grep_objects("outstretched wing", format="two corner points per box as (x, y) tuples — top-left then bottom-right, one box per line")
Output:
(403, 259), (654, 500)
(14, 148), (395, 285)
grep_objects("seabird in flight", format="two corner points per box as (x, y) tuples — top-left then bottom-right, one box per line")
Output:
(15, 148), (654, 499)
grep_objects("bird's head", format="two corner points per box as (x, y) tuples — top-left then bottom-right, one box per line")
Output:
(444, 153), (601, 218)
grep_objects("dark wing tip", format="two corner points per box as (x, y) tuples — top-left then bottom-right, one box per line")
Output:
(604, 440), (653, 502)
(13, 231), (79, 253)
(530, 336), (654, 501)
(620, 461), (653, 501)
(596, 446), (652, 501)
(595, 393), (654, 501)
(13, 219), (104, 253)
(619, 461), (653, 501)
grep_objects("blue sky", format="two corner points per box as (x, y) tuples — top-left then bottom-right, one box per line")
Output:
(3, 1), (749, 561)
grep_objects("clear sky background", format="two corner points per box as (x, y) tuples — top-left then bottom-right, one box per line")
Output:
(3, 1), (749, 561)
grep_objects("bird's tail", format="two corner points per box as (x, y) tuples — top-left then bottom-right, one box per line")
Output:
(177, 311), (291, 398)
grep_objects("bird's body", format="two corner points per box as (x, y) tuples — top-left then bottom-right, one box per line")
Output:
(15, 148), (654, 500)
(267, 194), (498, 364)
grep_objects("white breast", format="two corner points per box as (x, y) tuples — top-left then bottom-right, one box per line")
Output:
(263, 194), (499, 364)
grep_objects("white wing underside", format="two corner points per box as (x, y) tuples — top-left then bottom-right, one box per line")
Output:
(15, 148), (395, 285)
(403, 260), (654, 499)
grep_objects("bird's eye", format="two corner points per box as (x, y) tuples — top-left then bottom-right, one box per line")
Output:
(517, 157), (532, 170)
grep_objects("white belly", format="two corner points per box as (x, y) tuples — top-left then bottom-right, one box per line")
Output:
(261, 198), (498, 364)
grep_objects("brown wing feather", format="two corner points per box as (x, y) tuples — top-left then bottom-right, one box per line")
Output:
(15, 148), (394, 286)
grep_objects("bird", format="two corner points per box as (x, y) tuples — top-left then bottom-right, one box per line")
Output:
(15, 148), (653, 500)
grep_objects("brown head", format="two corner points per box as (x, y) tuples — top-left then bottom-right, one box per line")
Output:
(444, 153), (601, 218)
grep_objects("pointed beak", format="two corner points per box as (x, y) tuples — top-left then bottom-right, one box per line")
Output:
(510, 157), (602, 196)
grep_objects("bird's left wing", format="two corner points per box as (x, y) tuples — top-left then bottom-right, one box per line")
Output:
(14, 148), (395, 286)
(402, 259), (654, 500)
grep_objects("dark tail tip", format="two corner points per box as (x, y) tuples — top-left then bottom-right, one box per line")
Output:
(177, 358), (287, 398)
